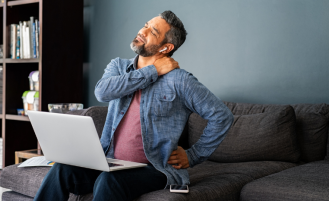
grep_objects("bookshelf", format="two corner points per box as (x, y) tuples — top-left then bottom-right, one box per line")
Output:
(1, 0), (83, 167)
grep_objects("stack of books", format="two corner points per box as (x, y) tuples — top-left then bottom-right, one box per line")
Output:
(9, 16), (40, 59)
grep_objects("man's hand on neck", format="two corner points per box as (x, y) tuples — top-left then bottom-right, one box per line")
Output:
(137, 53), (180, 76)
(137, 54), (164, 70)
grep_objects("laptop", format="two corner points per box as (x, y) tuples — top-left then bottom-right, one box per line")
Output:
(27, 111), (147, 172)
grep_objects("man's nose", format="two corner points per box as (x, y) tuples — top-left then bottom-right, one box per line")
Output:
(139, 28), (149, 37)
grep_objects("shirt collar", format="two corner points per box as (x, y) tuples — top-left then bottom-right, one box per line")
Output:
(126, 55), (139, 72)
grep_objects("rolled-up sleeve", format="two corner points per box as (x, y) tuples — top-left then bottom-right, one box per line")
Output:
(94, 58), (158, 102)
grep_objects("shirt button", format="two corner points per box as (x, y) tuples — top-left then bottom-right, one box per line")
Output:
(121, 112), (124, 115)
(151, 79), (153, 82)
(112, 128), (115, 131)
(129, 95), (132, 98)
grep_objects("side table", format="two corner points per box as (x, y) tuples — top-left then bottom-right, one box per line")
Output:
(15, 149), (43, 164)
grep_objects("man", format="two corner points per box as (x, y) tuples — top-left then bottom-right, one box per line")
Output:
(34, 10), (233, 201)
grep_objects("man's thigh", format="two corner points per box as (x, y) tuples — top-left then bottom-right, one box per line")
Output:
(52, 163), (102, 195)
(94, 164), (167, 200)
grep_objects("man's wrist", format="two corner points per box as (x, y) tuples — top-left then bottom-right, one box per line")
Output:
(138, 65), (158, 84)
(185, 149), (194, 168)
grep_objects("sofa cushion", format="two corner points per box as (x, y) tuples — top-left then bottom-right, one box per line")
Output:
(240, 160), (329, 201)
(69, 160), (296, 201)
(2, 191), (79, 201)
(188, 104), (300, 163)
(0, 165), (51, 198)
(0, 160), (296, 201)
(223, 101), (290, 115)
(291, 104), (329, 162)
(2, 191), (33, 201)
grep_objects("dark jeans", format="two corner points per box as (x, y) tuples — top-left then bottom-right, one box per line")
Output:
(33, 163), (167, 201)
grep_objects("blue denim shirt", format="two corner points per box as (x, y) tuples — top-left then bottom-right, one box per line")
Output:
(94, 55), (234, 187)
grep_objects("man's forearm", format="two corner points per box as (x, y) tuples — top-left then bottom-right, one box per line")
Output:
(95, 65), (158, 102)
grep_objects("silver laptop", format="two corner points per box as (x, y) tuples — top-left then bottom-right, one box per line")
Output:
(27, 111), (147, 172)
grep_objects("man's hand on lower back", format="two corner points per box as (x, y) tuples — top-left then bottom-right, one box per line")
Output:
(153, 57), (180, 76)
(167, 146), (189, 169)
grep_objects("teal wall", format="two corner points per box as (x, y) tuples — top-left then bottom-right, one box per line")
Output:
(83, 0), (329, 107)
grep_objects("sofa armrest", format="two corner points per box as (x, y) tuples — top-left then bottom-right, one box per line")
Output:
(67, 106), (108, 138)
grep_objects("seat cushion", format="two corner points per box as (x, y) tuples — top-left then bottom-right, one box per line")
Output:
(291, 104), (329, 162)
(70, 160), (296, 201)
(240, 160), (329, 201)
(188, 104), (300, 163)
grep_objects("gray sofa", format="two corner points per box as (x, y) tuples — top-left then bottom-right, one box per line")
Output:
(0, 101), (328, 201)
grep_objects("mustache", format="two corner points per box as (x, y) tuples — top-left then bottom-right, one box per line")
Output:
(137, 34), (147, 43)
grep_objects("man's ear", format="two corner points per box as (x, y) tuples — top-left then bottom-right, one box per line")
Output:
(161, 43), (174, 54)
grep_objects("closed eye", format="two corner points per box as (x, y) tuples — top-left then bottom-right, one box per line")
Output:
(144, 23), (157, 37)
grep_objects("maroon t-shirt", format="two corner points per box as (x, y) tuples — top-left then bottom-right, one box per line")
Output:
(113, 89), (149, 163)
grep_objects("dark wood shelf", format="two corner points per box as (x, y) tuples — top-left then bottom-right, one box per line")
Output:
(5, 58), (39, 63)
(2, 0), (83, 168)
(8, 0), (39, 6)
(6, 114), (30, 121)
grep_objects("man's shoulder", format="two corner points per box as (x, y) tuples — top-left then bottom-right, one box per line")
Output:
(110, 57), (134, 65)
(167, 68), (195, 80)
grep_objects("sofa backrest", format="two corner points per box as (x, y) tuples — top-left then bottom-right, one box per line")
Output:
(188, 103), (301, 163)
(186, 101), (329, 163)
(67, 106), (108, 138)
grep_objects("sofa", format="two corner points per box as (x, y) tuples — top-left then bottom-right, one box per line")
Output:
(0, 101), (328, 201)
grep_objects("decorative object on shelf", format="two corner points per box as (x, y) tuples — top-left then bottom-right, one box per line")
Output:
(17, 109), (24, 116)
(28, 71), (39, 91)
(22, 91), (39, 116)
(9, 17), (39, 59)
(48, 103), (84, 113)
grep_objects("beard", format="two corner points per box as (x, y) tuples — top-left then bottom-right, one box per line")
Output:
(130, 36), (162, 57)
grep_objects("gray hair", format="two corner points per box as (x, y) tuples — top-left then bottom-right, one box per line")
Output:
(159, 11), (187, 57)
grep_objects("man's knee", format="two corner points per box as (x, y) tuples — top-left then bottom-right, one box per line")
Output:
(93, 172), (123, 190)
(49, 163), (79, 177)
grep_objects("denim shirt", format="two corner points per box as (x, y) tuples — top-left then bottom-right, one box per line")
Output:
(94, 55), (234, 187)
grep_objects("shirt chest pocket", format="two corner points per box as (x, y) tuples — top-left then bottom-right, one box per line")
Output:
(154, 92), (176, 117)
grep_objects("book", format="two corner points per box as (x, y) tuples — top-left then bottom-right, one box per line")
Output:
(30, 17), (34, 58)
(16, 25), (20, 59)
(10, 24), (18, 59)
(35, 19), (39, 58)
(32, 22), (36, 58)
(23, 22), (26, 58)
(9, 25), (12, 58)
(23, 21), (30, 59)
(19, 21), (23, 59)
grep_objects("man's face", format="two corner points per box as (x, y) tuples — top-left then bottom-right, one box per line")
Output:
(131, 17), (171, 57)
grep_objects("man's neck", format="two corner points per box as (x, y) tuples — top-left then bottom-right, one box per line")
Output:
(137, 54), (164, 69)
